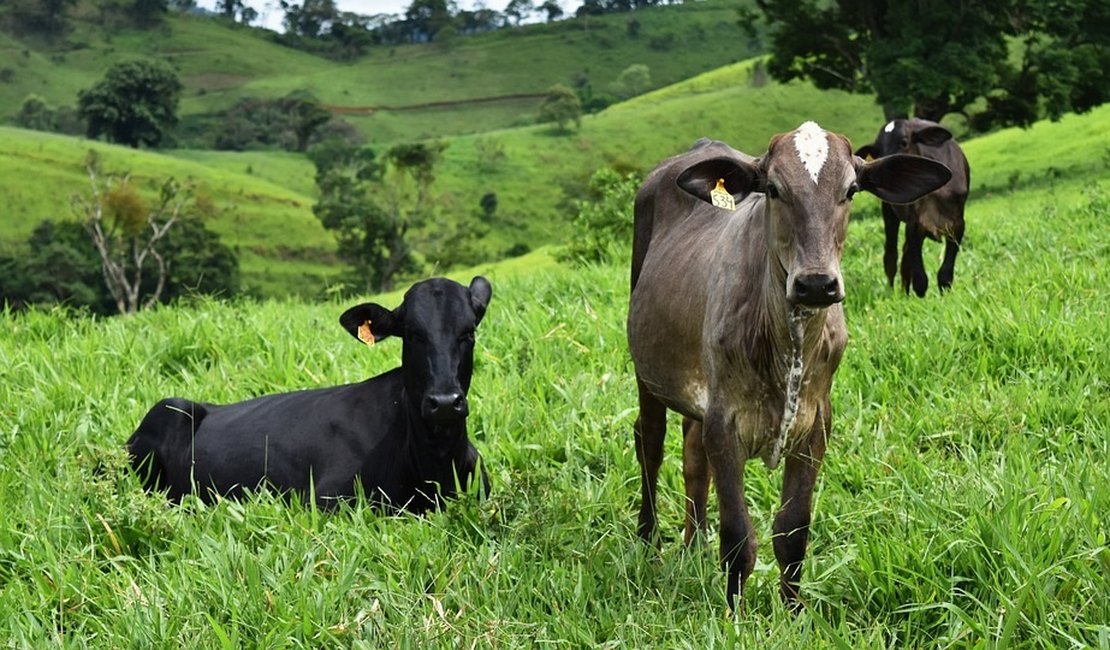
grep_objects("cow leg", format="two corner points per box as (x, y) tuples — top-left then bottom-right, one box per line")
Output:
(127, 398), (207, 503)
(704, 406), (754, 613)
(682, 417), (710, 546)
(882, 203), (901, 289)
(772, 401), (829, 611)
(936, 219), (964, 292)
(901, 219), (929, 297)
(634, 378), (668, 542)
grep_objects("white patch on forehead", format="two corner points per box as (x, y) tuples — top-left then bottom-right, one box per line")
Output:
(884, 121), (896, 133)
(792, 121), (829, 185)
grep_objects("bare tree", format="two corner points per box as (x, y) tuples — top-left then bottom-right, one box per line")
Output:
(71, 151), (191, 314)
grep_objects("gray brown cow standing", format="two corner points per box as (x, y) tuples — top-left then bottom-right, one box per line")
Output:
(855, 118), (970, 296)
(628, 122), (951, 611)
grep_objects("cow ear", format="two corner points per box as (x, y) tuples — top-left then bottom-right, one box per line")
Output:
(912, 125), (953, 147)
(468, 276), (492, 326)
(855, 144), (878, 161)
(339, 303), (401, 345)
(676, 156), (764, 205)
(857, 154), (952, 204)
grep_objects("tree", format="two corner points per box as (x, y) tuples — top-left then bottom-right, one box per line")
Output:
(313, 141), (448, 293)
(77, 61), (182, 149)
(538, 84), (582, 133)
(539, 0), (562, 22)
(503, 0), (533, 25)
(746, 0), (1110, 126)
(71, 151), (191, 314)
(610, 63), (651, 99)
(3, 0), (77, 37)
(404, 0), (454, 42)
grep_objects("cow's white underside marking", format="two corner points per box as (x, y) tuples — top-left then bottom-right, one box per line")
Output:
(793, 121), (828, 185)
(884, 120), (896, 133)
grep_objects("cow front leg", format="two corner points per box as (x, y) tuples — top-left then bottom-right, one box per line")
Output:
(704, 406), (754, 613)
(901, 219), (929, 297)
(634, 378), (668, 542)
(882, 203), (901, 289)
(936, 219), (964, 292)
(682, 417), (710, 546)
(773, 401), (829, 611)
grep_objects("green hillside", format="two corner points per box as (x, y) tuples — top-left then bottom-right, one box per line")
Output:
(1, 1), (764, 145)
(0, 127), (335, 298)
(0, 57), (893, 299)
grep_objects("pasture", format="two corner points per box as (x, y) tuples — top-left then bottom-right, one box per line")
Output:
(1, 162), (1107, 645)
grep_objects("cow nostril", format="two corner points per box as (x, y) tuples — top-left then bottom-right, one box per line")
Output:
(821, 277), (838, 296)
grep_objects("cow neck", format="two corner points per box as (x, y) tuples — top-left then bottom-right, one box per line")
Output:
(400, 387), (470, 488)
(751, 211), (829, 468)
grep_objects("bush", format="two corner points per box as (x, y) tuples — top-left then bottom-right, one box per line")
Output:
(0, 218), (239, 315)
(557, 167), (641, 266)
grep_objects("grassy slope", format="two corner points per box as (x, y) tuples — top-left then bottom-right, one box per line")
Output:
(0, 130), (1106, 644)
(0, 59), (887, 297)
(0, 1), (763, 145)
(0, 127), (335, 297)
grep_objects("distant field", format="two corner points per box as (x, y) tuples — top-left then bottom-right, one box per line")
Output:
(1, 147), (1106, 644)
(0, 1), (765, 145)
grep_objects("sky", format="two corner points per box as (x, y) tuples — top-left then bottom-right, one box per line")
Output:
(194, 0), (578, 33)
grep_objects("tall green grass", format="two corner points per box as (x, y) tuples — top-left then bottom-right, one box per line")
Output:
(1, 168), (1106, 645)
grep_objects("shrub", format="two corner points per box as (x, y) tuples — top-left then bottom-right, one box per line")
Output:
(557, 167), (641, 266)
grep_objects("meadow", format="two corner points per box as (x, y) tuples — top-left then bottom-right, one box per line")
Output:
(0, 150), (1107, 645)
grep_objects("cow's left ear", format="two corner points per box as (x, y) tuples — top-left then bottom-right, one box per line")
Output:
(857, 153), (952, 204)
(676, 156), (764, 205)
(912, 125), (953, 147)
(854, 144), (879, 161)
(469, 276), (492, 326)
(339, 303), (401, 345)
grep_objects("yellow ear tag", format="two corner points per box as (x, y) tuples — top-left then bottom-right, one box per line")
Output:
(710, 178), (735, 210)
(357, 321), (375, 346)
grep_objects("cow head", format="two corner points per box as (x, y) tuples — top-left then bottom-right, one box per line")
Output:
(339, 276), (492, 424)
(855, 118), (953, 160)
(677, 121), (951, 307)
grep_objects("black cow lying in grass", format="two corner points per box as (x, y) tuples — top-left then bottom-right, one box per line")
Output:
(127, 276), (492, 513)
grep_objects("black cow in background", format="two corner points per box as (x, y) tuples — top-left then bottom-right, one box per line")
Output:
(128, 276), (492, 513)
(856, 118), (970, 296)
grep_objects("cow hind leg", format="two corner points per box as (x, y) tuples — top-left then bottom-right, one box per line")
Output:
(682, 417), (710, 546)
(633, 378), (668, 542)
(127, 398), (207, 501)
(773, 402), (829, 611)
(936, 219), (965, 292)
(882, 204), (901, 289)
(901, 219), (929, 297)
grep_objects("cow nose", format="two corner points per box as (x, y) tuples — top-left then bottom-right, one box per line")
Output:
(792, 273), (843, 306)
(423, 392), (468, 421)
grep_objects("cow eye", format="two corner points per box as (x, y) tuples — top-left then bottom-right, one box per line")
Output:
(766, 182), (780, 200)
(846, 184), (859, 201)
(459, 330), (475, 344)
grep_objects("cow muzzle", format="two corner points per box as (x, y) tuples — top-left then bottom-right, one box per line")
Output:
(422, 391), (469, 422)
(789, 273), (844, 307)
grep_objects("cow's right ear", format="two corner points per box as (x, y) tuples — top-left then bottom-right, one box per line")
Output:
(339, 303), (401, 345)
(676, 157), (763, 205)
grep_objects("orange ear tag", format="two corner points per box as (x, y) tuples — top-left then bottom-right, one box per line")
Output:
(357, 321), (375, 346)
(710, 178), (735, 210)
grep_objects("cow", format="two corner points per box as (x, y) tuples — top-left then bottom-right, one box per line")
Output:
(627, 122), (951, 611)
(127, 276), (492, 513)
(855, 118), (970, 296)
